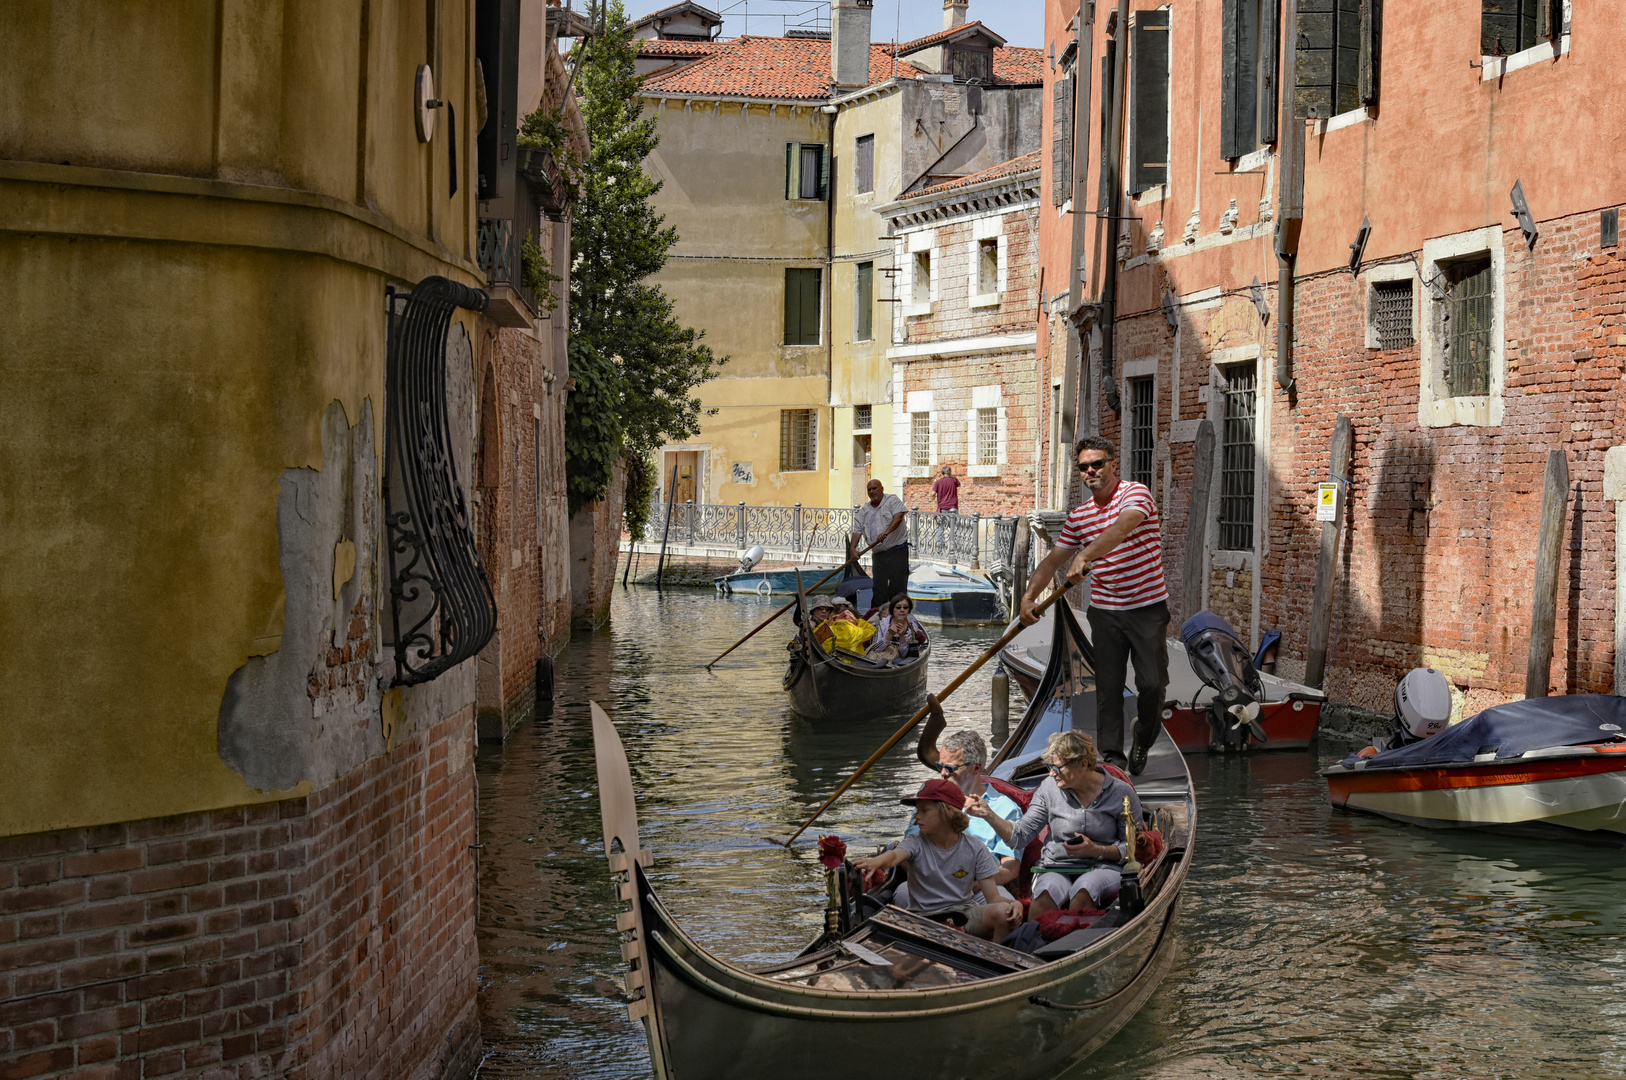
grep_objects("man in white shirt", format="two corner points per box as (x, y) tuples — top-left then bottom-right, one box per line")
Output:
(851, 479), (909, 607)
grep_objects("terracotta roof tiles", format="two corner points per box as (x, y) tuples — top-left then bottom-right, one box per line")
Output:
(906, 150), (1041, 200)
(893, 20), (1007, 56)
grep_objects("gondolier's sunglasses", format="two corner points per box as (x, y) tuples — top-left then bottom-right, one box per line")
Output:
(1076, 458), (1111, 473)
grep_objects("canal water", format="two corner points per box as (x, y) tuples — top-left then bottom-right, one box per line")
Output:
(474, 588), (1626, 1079)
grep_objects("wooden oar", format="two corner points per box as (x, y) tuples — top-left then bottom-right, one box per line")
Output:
(770, 581), (1078, 848)
(703, 539), (878, 670)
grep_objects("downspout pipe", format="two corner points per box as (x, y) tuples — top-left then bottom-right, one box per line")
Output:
(1098, 0), (1131, 415)
(1274, 0), (1303, 395)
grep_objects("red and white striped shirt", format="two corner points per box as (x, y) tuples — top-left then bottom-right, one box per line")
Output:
(1055, 480), (1168, 610)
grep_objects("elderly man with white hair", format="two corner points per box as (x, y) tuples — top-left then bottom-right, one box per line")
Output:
(892, 695), (1024, 910)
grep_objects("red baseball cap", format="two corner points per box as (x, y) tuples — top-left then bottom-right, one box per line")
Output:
(900, 777), (966, 809)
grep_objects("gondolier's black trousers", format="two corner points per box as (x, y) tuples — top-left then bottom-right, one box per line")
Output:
(871, 544), (910, 609)
(1087, 601), (1170, 758)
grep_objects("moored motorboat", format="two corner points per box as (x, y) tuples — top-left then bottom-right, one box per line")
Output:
(590, 598), (1196, 1080)
(1324, 693), (1626, 842)
(906, 561), (1005, 626)
(715, 564), (844, 596)
(999, 607), (1324, 752)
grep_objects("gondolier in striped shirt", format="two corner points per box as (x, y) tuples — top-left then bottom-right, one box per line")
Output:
(1019, 436), (1169, 775)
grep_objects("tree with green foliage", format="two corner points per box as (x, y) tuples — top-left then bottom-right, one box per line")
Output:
(539, 0), (722, 529)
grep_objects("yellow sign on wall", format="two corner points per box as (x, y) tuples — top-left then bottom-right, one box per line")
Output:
(1316, 482), (1340, 522)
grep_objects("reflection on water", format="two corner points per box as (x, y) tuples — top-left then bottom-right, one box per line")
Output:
(475, 589), (1626, 1079)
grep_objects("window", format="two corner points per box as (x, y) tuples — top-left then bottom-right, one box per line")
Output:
(784, 268), (822, 345)
(912, 251), (932, 304)
(855, 134), (875, 194)
(1217, 366), (1256, 551)
(785, 142), (829, 200)
(1482, 0), (1562, 56)
(911, 412), (931, 467)
(780, 409), (817, 471)
(951, 48), (991, 83)
(1128, 10), (1170, 194)
(1444, 257), (1494, 398)
(1128, 377), (1155, 488)
(854, 404), (872, 431)
(1220, 0), (1278, 158)
(976, 408), (999, 466)
(1051, 70), (1073, 206)
(977, 239), (999, 294)
(1295, 0), (1376, 119)
(534, 416), (543, 539)
(855, 261), (874, 340)
(1371, 280), (1415, 351)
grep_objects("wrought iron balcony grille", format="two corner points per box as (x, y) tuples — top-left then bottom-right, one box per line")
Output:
(383, 277), (496, 687)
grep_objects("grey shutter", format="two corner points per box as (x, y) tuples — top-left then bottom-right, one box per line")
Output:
(805, 269), (822, 343)
(1295, 0), (1335, 118)
(1097, 51), (1115, 211)
(784, 270), (801, 342)
(1129, 11), (1170, 193)
(1220, 0), (1240, 159)
(819, 143), (831, 200)
(1334, 0), (1360, 115)
(855, 135), (874, 193)
(1357, 0), (1378, 107)
(786, 142), (800, 200)
(1260, 0), (1279, 143)
(1051, 75), (1073, 205)
(1537, 0), (1560, 41)
(779, 411), (791, 470)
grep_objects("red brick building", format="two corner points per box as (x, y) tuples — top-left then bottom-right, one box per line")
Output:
(879, 152), (1045, 516)
(1037, 1), (1623, 711)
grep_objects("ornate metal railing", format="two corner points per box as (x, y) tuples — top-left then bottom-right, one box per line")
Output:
(643, 501), (1018, 569)
(382, 277), (495, 687)
(476, 216), (538, 315)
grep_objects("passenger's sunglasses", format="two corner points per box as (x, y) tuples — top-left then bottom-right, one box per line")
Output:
(938, 761), (967, 776)
(1076, 459), (1111, 473)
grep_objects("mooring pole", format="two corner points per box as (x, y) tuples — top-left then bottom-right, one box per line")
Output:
(1305, 416), (1353, 688)
(654, 464), (679, 592)
(1181, 419), (1215, 619)
(1525, 449), (1570, 698)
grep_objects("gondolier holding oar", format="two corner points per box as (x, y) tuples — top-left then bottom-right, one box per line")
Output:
(850, 479), (909, 608)
(1020, 436), (1170, 775)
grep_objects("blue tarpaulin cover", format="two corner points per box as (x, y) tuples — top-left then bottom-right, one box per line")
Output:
(1180, 610), (1244, 647)
(1341, 694), (1626, 770)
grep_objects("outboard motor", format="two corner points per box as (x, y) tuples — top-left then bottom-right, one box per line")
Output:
(737, 545), (765, 574)
(1382, 667), (1452, 751)
(1180, 611), (1267, 751)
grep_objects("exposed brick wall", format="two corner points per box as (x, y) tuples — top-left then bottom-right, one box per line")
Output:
(0, 711), (479, 1080)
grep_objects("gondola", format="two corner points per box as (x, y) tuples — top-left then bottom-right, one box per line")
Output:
(781, 574), (930, 722)
(590, 598), (1196, 1080)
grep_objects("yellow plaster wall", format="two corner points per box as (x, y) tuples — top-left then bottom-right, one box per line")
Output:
(0, 0), (482, 836)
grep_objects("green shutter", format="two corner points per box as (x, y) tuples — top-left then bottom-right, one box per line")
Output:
(1130, 11), (1170, 193)
(786, 142), (801, 200)
(819, 143), (831, 200)
(780, 411), (792, 470)
(801, 269), (822, 344)
(855, 262), (873, 340)
(1295, 0), (1336, 118)
(784, 269), (800, 342)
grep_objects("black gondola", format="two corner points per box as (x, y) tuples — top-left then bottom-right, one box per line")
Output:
(781, 570), (930, 722)
(590, 598), (1196, 1080)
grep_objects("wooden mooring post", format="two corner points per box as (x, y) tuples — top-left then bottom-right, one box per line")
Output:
(1305, 416), (1353, 689)
(1181, 420), (1215, 618)
(1525, 449), (1570, 698)
(654, 464), (680, 591)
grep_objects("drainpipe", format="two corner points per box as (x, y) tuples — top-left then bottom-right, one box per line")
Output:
(1056, 0), (1096, 506)
(822, 104), (837, 486)
(1098, 0), (1131, 415)
(1274, 0), (1303, 395)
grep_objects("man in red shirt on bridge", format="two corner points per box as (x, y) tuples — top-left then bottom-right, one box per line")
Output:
(1018, 436), (1169, 775)
(931, 465), (960, 513)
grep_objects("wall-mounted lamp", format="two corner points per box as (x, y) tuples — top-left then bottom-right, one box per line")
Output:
(1511, 180), (1539, 249)
(1250, 276), (1270, 324)
(1347, 216), (1371, 273)
(1162, 289), (1178, 331)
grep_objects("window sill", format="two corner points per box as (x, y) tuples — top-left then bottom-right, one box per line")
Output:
(902, 465), (933, 478)
(1425, 394), (1501, 428)
(904, 302), (935, 318)
(1482, 35), (1569, 80)
(1133, 184), (1167, 207)
(967, 464), (1000, 478)
(782, 341), (823, 348)
(969, 293), (1001, 309)
(1231, 147), (1272, 173)
(1312, 107), (1368, 135)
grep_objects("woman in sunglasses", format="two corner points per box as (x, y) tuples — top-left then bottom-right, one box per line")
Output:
(966, 729), (1141, 918)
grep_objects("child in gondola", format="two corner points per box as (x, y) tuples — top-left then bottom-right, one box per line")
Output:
(853, 778), (1022, 941)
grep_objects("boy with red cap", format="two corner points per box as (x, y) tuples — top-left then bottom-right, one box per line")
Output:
(854, 778), (1023, 940)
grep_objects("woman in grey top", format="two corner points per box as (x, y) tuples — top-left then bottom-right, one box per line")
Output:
(966, 729), (1139, 917)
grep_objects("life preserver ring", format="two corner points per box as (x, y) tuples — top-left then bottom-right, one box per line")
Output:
(756, 578), (773, 596)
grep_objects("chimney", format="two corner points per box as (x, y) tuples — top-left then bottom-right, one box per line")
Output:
(831, 0), (874, 88)
(944, 0), (968, 31)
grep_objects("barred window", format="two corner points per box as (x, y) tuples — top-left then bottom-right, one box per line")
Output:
(1217, 366), (1256, 551)
(1372, 280), (1414, 350)
(1444, 257), (1493, 398)
(1128, 377), (1155, 488)
(854, 404), (872, 431)
(911, 412), (931, 467)
(779, 409), (817, 471)
(977, 407), (998, 465)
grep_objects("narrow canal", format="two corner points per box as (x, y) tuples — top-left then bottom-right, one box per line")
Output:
(474, 588), (1626, 1079)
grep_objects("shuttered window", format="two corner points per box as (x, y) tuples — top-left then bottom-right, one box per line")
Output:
(784, 268), (822, 345)
(854, 261), (874, 341)
(1482, 0), (1560, 55)
(785, 142), (829, 200)
(780, 410), (817, 472)
(1220, 0), (1278, 158)
(855, 134), (875, 194)
(1051, 73), (1074, 206)
(1217, 366), (1257, 552)
(1295, 0), (1375, 119)
(1129, 11), (1170, 194)
(1097, 50), (1116, 212)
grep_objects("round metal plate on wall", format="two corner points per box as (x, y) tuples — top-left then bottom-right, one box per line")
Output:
(416, 65), (437, 143)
